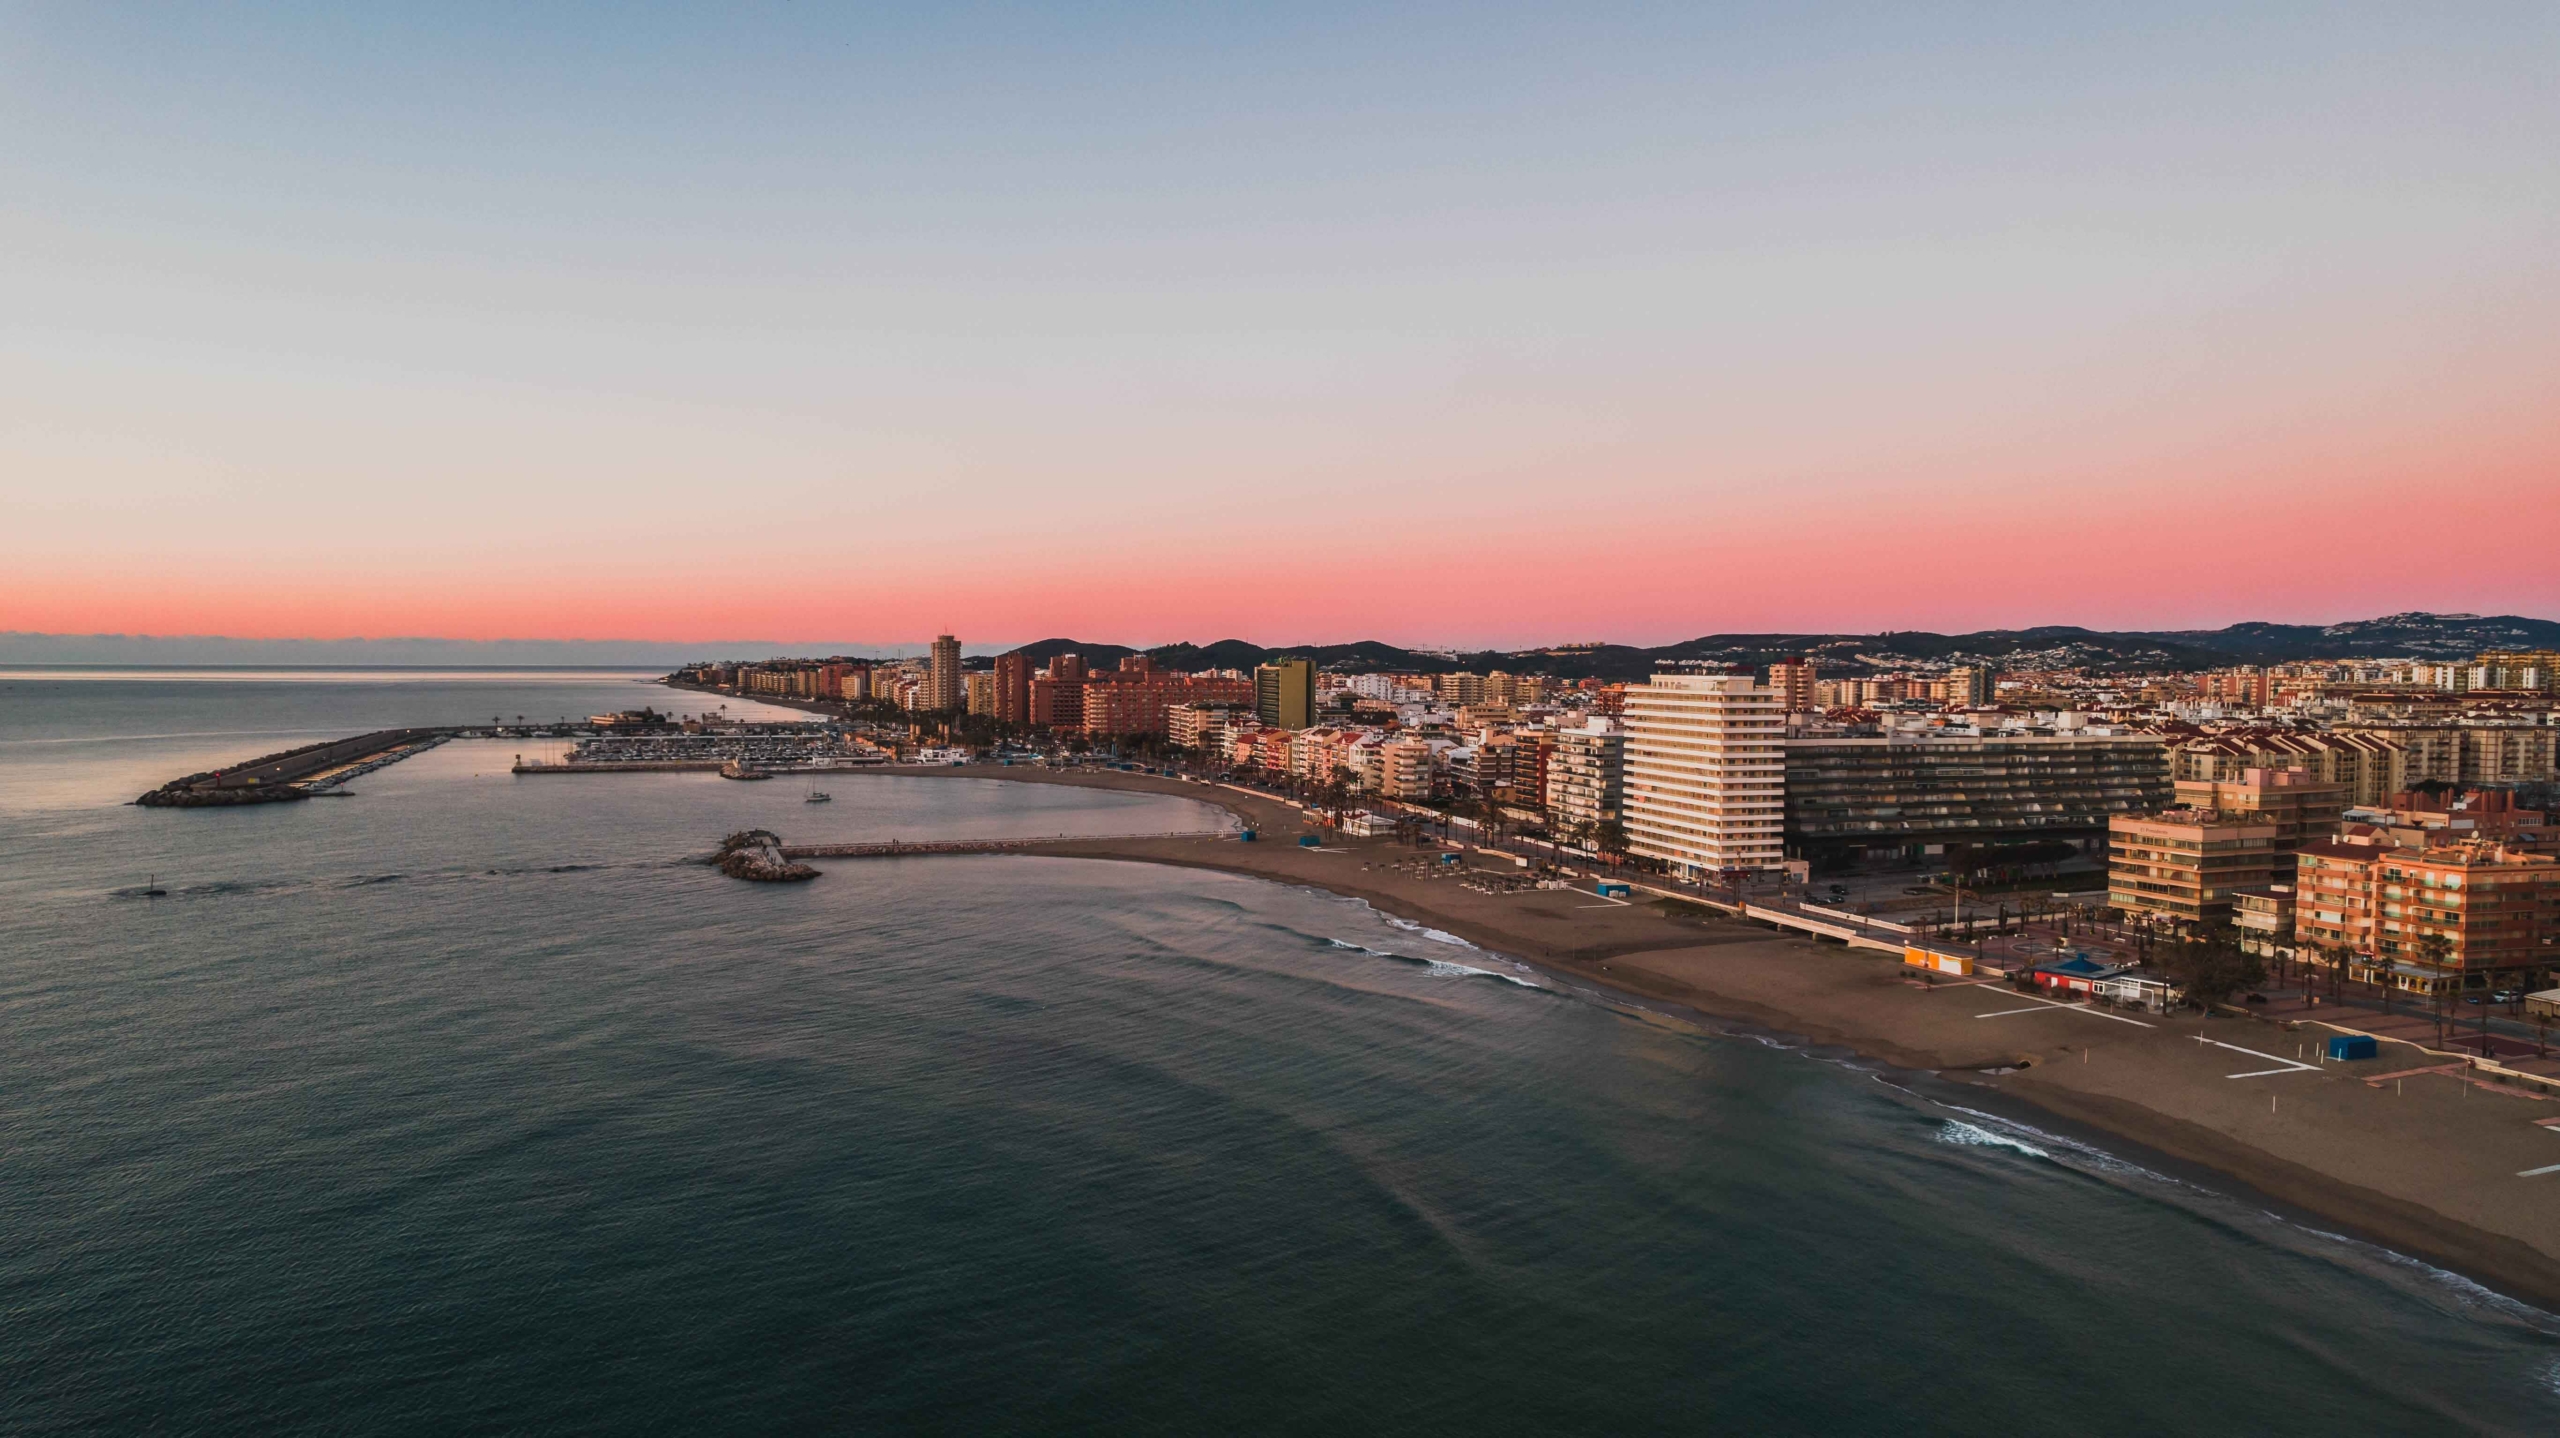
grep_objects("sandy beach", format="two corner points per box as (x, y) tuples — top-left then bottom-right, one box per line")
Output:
(792, 763), (2560, 1311)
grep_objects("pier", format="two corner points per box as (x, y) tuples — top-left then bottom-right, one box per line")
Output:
(137, 728), (453, 807)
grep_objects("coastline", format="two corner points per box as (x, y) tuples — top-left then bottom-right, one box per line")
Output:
(785, 760), (2560, 1314)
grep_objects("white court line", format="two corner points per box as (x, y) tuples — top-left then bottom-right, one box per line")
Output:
(1971, 991), (2155, 1028)
(2190, 1032), (2319, 1078)
(2519, 1163), (2560, 1178)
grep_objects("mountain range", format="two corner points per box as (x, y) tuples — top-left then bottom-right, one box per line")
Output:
(6, 612), (2550, 677)
(1000, 613), (2560, 680)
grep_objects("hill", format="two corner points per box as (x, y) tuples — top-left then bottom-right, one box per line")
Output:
(992, 612), (2559, 679)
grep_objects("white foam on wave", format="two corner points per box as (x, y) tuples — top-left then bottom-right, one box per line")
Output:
(2294, 1222), (2560, 1328)
(1931, 1101), (2176, 1187)
(1421, 957), (1543, 988)
(1382, 915), (1475, 948)
(1307, 894), (1545, 987)
(1324, 935), (1543, 987)
(1922, 1103), (2560, 1330)
(1936, 1120), (2052, 1160)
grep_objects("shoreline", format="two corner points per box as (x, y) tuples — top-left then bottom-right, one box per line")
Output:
(789, 761), (2560, 1314)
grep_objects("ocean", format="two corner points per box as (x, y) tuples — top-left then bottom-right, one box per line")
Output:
(4, 669), (2556, 1434)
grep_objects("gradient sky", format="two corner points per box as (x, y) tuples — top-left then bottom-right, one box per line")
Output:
(5, 3), (2556, 648)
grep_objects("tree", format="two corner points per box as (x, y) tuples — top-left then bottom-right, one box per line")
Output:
(2160, 927), (2266, 1011)
(1594, 820), (1630, 868)
(2415, 933), (2454, 1046)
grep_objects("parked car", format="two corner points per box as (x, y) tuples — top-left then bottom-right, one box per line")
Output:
(2492, 989), (2523, 1004)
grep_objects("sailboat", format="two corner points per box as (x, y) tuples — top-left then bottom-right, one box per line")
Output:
(805, 778), (832, 804)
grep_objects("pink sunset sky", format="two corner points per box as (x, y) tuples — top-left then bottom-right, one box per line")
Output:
(4, 5), (2556, 649)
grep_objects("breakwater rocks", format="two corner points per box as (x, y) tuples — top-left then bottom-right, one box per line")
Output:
(136, 783), (309, 808)
(136, 728), (449, 807)
(714, 830), (819, 882)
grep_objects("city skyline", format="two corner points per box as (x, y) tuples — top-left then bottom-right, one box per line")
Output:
(7, 5), (2558, 644)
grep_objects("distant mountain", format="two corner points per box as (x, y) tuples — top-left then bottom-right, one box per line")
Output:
(2139, 613), (2560, 663)
(10, 611), (2544, 675)
(996, 613), (2559, 679)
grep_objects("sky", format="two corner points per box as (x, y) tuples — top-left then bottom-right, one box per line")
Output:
(4, 2), (2556, 649)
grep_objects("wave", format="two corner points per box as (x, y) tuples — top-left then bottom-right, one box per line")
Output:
(1930, 1100), (2200, 1190)
(1916, 1099), (2559, 1331)
(1323, 936), (1544, 989)
(2294, 1222), (2560, 1329)
(1380, 915), (1476, 948)
(1936, 1119), (2053, 1160)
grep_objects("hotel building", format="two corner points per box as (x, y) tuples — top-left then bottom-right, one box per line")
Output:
(1623, 674), (1787, 874)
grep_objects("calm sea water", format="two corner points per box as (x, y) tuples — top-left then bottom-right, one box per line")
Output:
(4, 670), (2557, 1434)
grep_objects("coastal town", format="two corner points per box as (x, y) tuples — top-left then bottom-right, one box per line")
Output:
(655, 625), (2560, 1064)
(119, 617), (2560, 1307)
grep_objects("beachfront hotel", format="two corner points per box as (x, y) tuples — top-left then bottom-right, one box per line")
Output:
(1622, 673), (1787, 874)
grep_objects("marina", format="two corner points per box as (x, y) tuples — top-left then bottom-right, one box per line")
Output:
(137, 713), (887, 801)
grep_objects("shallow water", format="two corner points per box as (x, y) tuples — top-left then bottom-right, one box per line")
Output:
(4, 671), (2557, 1433)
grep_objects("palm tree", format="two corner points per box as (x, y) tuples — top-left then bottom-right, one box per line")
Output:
(2415, 933), (2454, 1046)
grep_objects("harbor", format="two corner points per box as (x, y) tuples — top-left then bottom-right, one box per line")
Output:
(135, 710), (875, 803)
(510, 729), (892, 777)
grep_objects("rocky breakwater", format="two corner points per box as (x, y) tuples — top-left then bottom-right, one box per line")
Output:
(714, 829), (818, 882)
(136, 728), (448, 808)
(136, 779), (309, 808)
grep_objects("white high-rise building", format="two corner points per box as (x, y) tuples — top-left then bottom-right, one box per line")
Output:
(1623, 673), (1786, 874)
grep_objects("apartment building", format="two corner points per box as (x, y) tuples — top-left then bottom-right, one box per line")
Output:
(1256, 659), (1316, 731)
(1546, 718), (1626, 832)
(1943, 666), (1994, 708)
(1784, 731), (2170, 862)
(2171, 767), (2346, 864)
(927, 634), (964, 713)
(1375, 738), (1435, 800)
(1432, 672), (1486, 706)
(1623, 674), (1786, 874)
(1080, 668), (1256, 739)
(993, 652), (1031, 725)
(1766, 658), (1815, 713)
(2108, 809), (2280, 924)
(1166, 702), (1248, 754)
(2295, 836), (2560, 995)
(2473, 649), (2559, 693)
(2339, 718), (2557, 788)
(2168, 729), (2407, 806)
(1030, 653), (1086, 729)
